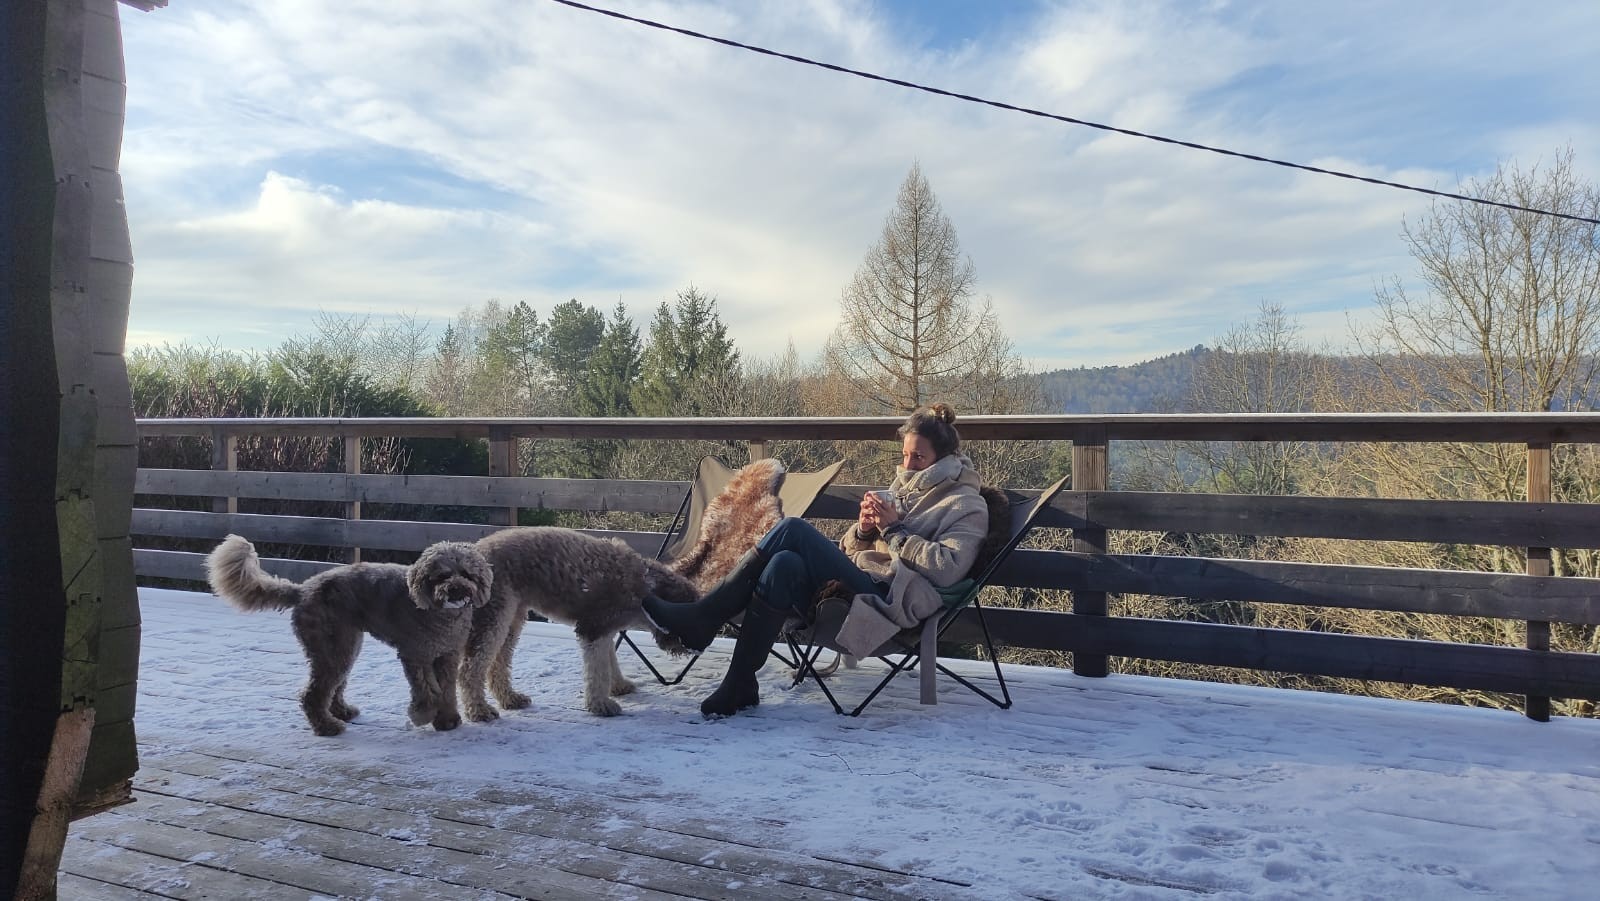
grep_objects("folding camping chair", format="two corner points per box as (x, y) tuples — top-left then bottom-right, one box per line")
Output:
(617, 455), (845, 684)
(783, 474), (1070, 716)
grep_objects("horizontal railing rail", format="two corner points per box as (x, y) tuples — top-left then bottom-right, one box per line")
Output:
(133, 415), (1600, 716)
(133, 412), (1600, 443)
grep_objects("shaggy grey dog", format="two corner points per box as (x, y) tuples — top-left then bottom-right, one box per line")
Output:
(206, 534), (494, 736)
(464, 527), (698, 719)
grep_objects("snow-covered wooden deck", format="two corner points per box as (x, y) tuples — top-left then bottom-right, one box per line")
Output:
(60, 588), (1600, 900)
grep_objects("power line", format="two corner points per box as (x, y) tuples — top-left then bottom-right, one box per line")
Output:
(544, 0), (1600, 227)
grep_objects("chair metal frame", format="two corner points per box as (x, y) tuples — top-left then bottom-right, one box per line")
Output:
(617, 456), (843, 684)
(784, 475), (1070, 716)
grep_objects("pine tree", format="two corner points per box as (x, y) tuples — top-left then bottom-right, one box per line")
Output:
(481, 300), (545, 412)
(539, 299), (605, 411)
(633, 287), (741, 416)
(578, 302), (641, 417)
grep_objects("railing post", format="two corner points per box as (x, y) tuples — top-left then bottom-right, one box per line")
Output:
(345, 433), (362, 563)
(488, 427), (518, 527)
(747, 440), (770, 463)
(1525, 442), (1552, 721)
(209, 426), (236, 516)
(1072, 426), (1109, 678)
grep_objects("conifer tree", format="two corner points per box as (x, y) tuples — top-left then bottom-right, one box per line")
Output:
(539, 299), (605, 410)
(578, 302), (642, 417)
(824, 163), (1029, 415)
(633, 287), (740, 416)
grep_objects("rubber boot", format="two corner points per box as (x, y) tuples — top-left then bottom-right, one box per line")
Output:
(642, 548), (768, 652)
(700, 593), (789, 718)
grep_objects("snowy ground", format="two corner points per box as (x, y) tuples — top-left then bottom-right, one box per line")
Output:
(78, 588), (1600, 899)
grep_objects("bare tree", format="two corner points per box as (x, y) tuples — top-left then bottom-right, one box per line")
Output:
(1337, 148), (1600, 563)
(1359, 148), (1600, 415)
(824, 163), (1029, 415)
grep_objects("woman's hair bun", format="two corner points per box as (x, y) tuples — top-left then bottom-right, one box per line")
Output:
(931, 402), (955, 424)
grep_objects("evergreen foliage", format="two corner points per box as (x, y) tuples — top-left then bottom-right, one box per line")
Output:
(632, 286), (740, 416)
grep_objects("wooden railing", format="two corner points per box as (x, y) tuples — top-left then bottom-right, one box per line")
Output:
(132, 415), (1600, 721)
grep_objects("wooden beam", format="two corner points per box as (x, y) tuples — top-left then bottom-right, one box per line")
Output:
(940, 609), (1600, 701)
(997, 549), (1600, 626)
(1061, 490), (1600, 550)
(1525, 442), (1552, 721)
(1070, 428), (1109, 678)
(134, 413), (1600, 445)
(344, 433), (361, 563)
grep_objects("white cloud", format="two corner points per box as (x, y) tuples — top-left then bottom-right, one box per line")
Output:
(117, 0), (1600, 370)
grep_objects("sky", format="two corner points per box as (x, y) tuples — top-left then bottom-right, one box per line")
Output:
(115, 0), (1600, 370)
(63, 586), (1600, 899)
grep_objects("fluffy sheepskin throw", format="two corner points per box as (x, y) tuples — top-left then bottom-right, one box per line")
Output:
(671, 458), (786, 592)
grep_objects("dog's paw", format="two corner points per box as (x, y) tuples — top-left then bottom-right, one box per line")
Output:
(407, 703), (436, 726)
(610, 677), (637, 697)
(432, 710), (462, 732)
(652, 631), (693, 657)
(331, 702), (361, 721)
(310, 719), (346, 737)
(497, 690), (532, 710)
(464, 702), (500, 723)
(586, 696), (623, 717)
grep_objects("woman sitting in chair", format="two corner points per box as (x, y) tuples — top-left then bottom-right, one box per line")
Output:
(643, 403), (989, 718)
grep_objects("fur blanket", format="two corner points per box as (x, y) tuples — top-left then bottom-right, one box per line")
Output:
(671, 458), (786, 591)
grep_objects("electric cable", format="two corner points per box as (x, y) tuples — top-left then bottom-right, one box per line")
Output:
(544, 0), (1599, 226)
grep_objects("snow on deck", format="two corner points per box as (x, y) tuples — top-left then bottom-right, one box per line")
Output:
(61, 588), (1600, 899)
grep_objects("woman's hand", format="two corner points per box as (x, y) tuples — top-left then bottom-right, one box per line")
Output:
(857, 493), (881, 535)
(863, 490), (901, 531)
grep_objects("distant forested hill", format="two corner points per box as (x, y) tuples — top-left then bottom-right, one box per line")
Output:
(1039, 345), (1208, 413)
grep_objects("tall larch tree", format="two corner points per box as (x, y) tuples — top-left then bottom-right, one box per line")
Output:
(824, 163), (1025, 414)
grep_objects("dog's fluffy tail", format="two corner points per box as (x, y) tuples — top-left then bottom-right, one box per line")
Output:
(206, 534), (303, 612)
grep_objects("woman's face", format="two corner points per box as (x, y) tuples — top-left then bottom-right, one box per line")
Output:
(901, 434), (938, 472)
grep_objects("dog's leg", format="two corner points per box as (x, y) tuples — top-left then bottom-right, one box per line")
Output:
(432, 651), (463, 731)
(329, 637), (363, 721)
(400, 655), (441, 727)
(578, 635), (622, 716)
(299, 622), (361, 737)
(488, 611), (532, 711)
(605, 634), (636, 696)
(460, 602), (513, 722)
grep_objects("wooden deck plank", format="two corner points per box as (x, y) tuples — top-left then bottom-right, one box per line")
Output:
(109, 782), (684, 901)
(61, 830), (353, 900)
(54, 871), (167, 900)
(140, 747), (955, 900)
(67, 807), (536, 900)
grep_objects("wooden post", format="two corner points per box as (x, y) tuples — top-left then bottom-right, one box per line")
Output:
(747, 440), (770, 463)
(1072, 427), (1110, 678)
(345, 433), (361, 563)
(488, 428), (517, 527)
(209, 426), (236, 515)
(1525, 442), (1552, 721)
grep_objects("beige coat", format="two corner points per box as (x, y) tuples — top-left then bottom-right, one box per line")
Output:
(834, 453), (988, 655)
